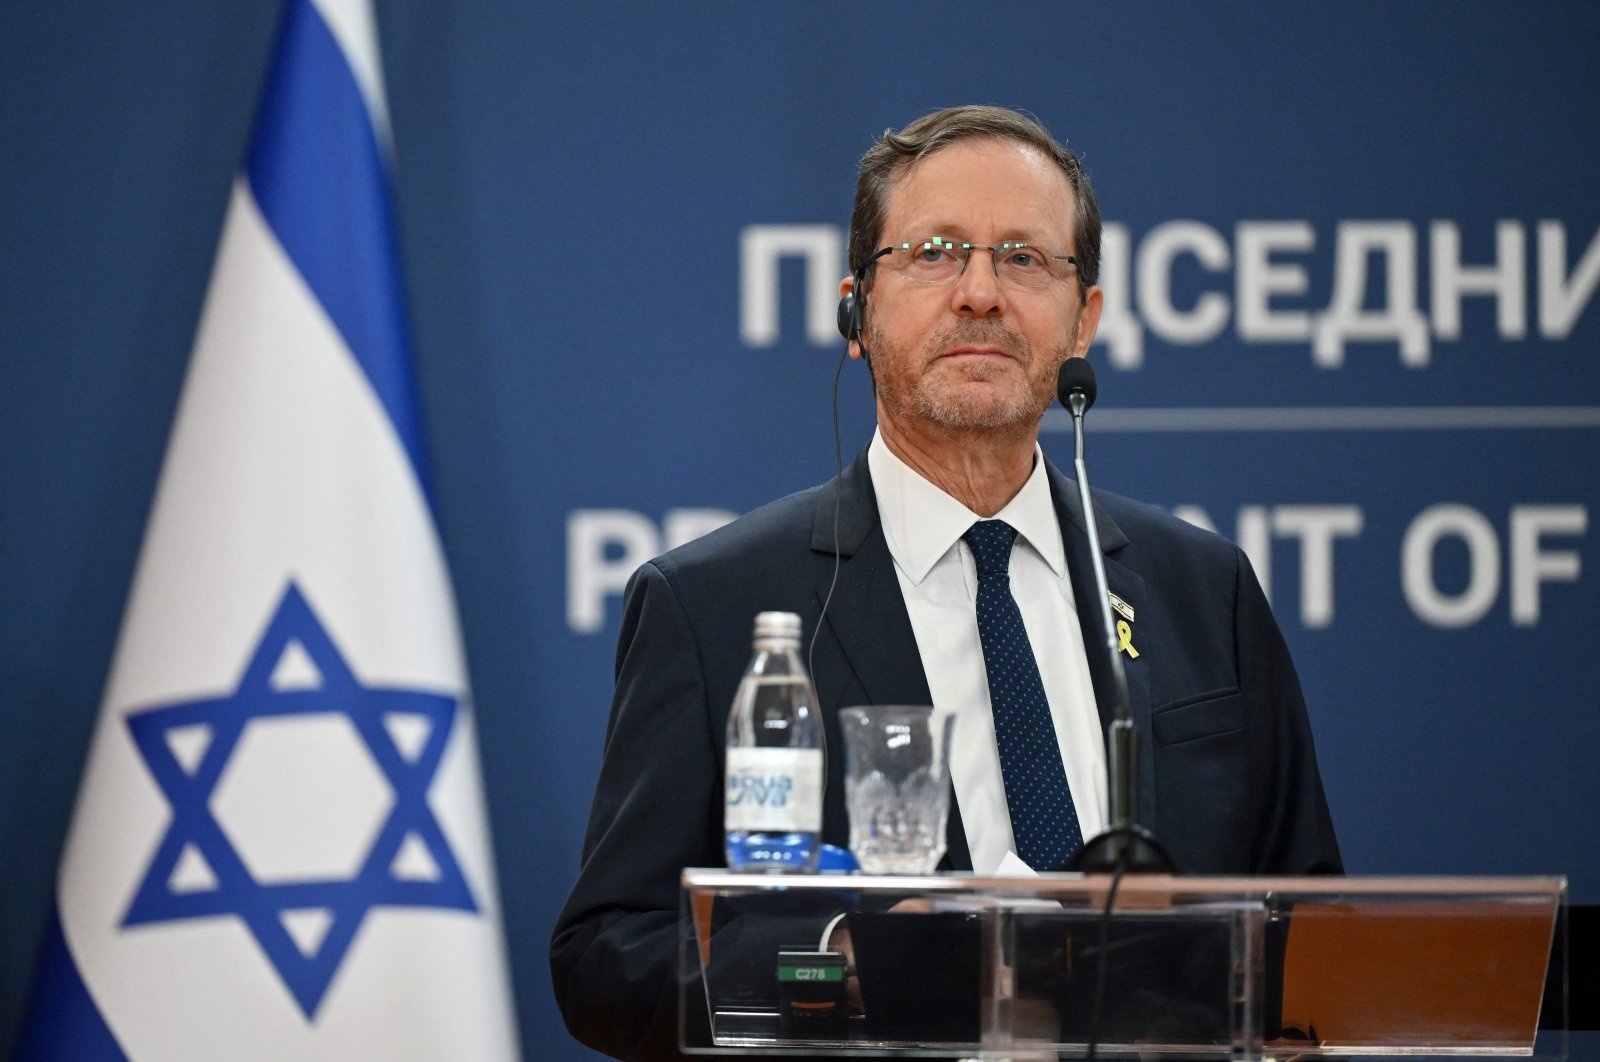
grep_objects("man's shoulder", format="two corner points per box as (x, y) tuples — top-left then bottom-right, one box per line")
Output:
(1068, 474), (1248, 598)
(1078, 487), (1260, 639)
(650, 481), (829, 584)
(1091, 485), (1236, 559)
(1038, 451), (1236, 563)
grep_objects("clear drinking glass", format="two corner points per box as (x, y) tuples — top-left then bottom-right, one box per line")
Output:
(838, 705), (955, 874)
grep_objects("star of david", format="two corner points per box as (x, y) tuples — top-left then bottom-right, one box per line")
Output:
(121, 582), (477, 1018)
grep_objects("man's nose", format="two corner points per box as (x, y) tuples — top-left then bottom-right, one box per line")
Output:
(951, 249), (1005, 318)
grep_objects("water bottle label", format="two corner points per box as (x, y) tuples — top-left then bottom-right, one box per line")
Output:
(724, 747), (822, 832)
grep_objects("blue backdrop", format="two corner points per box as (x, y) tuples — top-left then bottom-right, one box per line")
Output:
(1, 3), (1595, 1058)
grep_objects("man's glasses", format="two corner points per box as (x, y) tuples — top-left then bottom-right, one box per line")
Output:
(879, 236), (1078, 290)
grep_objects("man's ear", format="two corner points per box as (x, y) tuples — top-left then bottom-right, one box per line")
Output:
(837, 275), (864, 360)
(1071, 285), (1104, 359)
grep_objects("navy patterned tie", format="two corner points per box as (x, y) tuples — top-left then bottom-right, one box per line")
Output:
(963, 519), (1083, 870)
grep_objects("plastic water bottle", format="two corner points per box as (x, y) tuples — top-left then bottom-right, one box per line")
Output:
(724, 611), (823, 872)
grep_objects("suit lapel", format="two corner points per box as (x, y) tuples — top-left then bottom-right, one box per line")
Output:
(1049, 462), (1156, 830)
(809, 451), (930, 706)
(810, 449), (971, 871)
(1102, 555), (1154, 827)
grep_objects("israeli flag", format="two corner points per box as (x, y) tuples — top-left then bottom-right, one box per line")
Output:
(17, 0), (519, 1057)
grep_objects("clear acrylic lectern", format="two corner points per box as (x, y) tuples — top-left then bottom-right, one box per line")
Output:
(680, 870), (1566, 1059)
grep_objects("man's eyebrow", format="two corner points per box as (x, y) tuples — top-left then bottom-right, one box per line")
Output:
(896, 222), (1060, 243)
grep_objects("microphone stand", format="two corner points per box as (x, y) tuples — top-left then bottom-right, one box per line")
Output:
(1060, 367), (1176, 875)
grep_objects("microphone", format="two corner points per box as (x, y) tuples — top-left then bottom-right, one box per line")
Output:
(1057, 354), (1096, 414)
(1057, 358), (1176, 874)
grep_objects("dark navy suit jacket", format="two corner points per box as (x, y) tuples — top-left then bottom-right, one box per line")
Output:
(550, 450), (1341, 1060)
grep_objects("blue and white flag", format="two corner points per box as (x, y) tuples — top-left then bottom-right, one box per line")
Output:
(18, 0), (519, 1057)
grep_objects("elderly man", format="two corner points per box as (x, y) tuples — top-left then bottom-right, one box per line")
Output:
(551, 105), (1340, 1060)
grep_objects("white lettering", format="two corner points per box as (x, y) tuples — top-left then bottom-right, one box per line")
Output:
(1236, 221), (1314, 343)
(1314, 221), (1429, 367)
(1093, 223), (1143, 369)
(1272, 506), (1363, 628)
(1402, 504), (1500, 628)
(566, 510), (659, 634)
(1509, 505), (1586, 626)
(1430, 221), (1526, 340)
(567, 509), (743, 633)
(1136, 221), (1231, 344)
(1537, 222), (1600, 339)
(740, 224), (843, 347)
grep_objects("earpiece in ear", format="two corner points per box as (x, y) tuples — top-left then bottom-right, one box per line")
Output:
(836, 291), (858, 341)
(839, 253), (886, 356)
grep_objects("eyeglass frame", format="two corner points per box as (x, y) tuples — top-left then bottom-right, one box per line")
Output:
(870, 235), (1081, 288)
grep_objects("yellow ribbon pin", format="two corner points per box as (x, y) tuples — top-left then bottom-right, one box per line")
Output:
(1116, 619), (1139, 658)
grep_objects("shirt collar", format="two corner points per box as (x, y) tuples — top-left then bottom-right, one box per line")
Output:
(868, 429), (1067, 584)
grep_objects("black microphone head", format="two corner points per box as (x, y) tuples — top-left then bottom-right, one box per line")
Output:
(1057, 356), (1096, 412)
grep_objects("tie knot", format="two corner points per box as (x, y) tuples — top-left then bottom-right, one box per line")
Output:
(963, 520), (1017, 575)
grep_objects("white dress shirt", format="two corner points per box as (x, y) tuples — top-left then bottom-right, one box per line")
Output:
(867, 430), (1108, 873)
